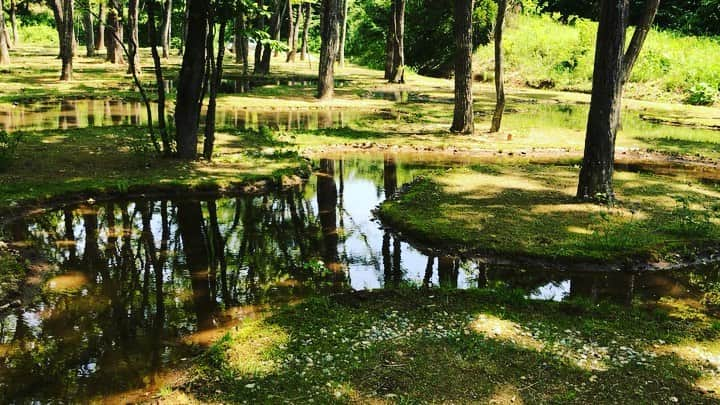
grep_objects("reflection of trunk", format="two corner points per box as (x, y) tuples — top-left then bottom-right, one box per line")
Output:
(438, 256), (458, 288)
(422, 256), (435, 288)
(382, 231), (392, 286)
(175, 0), (209, 159)
(317, 0), (339, 99)
(63, 209), (77, 265)
(207, 201), (227, 302)
(450, 0), (474, 134)
(317, 159), (341, 273)
(176, 201), (215, 331)
(383, 155), (397, 198)
(82, 207), (101, 279)
(300, 3), (311, 61)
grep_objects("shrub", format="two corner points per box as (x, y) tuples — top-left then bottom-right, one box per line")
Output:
(684, 83), (718, 106)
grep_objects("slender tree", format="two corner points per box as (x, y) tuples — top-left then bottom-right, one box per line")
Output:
(48, 0), (75, 80)
(127, 0), (140, 73)
(490, 0), (507, 132)
(95, 2), (104, 51)
(577, 0), (660, 200)
(9, 0), (17, 46)
(317, 0), (339, 99)
(106, 0), (124, 64)
(175, 0), (209, 159)
(0, 0), (9, 65)
(147, 0), (171, 155)
(160, 0), (172, 58)
(383, 0), (395, 79)
(450, 0), (474, 133)
(285, 0), (295, 62)
(338, 0), (348, 67)
(83, 5), (95, 57)
(300, 2), (311, 60)
(204, 7), (229, 160)
(254, 0), (265, 72)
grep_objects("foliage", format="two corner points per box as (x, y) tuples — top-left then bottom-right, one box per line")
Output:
(684, 83), (718, 106)
(347, 0), (496, 76)
(0, 130), (23, 172)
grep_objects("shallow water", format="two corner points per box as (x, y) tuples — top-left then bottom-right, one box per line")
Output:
(1, 155), (717, 402)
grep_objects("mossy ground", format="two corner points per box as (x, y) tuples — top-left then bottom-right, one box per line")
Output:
(151, 289), (720, 404)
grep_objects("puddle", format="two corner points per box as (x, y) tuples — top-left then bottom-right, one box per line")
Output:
(0, 100), (377, 132)
(0, 154), (718, 402)
(217, 77), (347, 94)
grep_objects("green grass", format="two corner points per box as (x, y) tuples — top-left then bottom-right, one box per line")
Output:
(379, 163), (720, 262)
(172, 289), (720, 403)
(475, 14), (720, 104)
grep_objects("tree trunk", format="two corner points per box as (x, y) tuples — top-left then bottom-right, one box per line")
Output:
(235, 8), (249, 74)
(338, 0), (348, 67)
(160, 0), (172, 58)
(621, 0), (660, 85)
(0, 0), (9, 65)
(59, 0), (73, 80)
(490, 0), (506, 133)
(204, 21), (227, 161)
(148, 0), (171, 155)
(254, 0), (265, 72)
(106, 1), (124, 64)
(84, 8), (95, 57)
(300, 2), (311, 61)
(450, 0), (473, 134)
(390, 0), (405, 82)
(384, 0), (395, 80)
(175, 0), (209, 159)
(95, 3), (105, 51)
(576, 0), (628, 201)
(285, 0), (295, 62)
(260, 0), (287, 72)
(127, 0), (140, 74)
(293, 5), (301, 57)
(317, 0), (339, 99)
(9, 0), (17, 46)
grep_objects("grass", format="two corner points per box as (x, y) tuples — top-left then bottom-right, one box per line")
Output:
(379, 163), (720, 263)
(164, 288), (720, 403)
(475, 13), (720, 104)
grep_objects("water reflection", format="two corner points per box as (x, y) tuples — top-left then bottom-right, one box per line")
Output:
(1, 155), (717, 402)
(0, 100), (370, 132)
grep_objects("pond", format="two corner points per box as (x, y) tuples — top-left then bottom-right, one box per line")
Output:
(1, 154), (718, 402)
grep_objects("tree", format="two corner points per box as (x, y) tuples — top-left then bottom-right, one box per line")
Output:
(127, 0), (140, 74)
(285, 0), (295, 62)
(48, 0), (75, 80)
(160, 0), (172, 58)
(95, 2), (104, 51)
(317, 0), (339, 99)
(204, 0), (231, 160)
(490, 0), (506, 132)
(9, 0), (17, 46)
(338, 0), (348, 67)
(300, 2), (311, 60)
(254, 0), (265, 72)
(83, 3), (95, 57)
(577, 0), (660, 200)
(0, 0), (9, 65)
(106, 0), (124, 64)
(175, 0), (209, 159)
(386, 0), (405, 82)
(147, 0), (172, 155)
(450, 0), (474, 133)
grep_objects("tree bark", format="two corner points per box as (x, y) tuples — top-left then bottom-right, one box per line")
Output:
(384, 0), (395, 80)
(450, 0), (473, 134)
(285, 0), (295, 62)
(490, 0), (507, 132)
(235, 8), (249, 74)
(106, 1), (124, 64)
(254, 0), (265, 72)
(390, 0), (405, 82)
(260, 0), (287, 73)
(148, 0), (171, 155)
(95, 3), (105, 51)
(84, 8), (95, 57)
(576, 0), (628, 201)
(338, 0), (348, 67)
(0, 0), (9, 65)
(204, 20), (227, 161)
(621, 0), (660, 85)
(50, 0), (74, 80)
(293, 4), (301, 57)
(9, 0), (17, 46)
(300, 2), (311, 61)
(160, 0), (172, 58)
(175, 0), (209, 159)
(127, 0), (140, 74)
(317, 0), (339, 99)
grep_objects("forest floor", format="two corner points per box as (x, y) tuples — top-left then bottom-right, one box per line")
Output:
(2, 47), (720, 403)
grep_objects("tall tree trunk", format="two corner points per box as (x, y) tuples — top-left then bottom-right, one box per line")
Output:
(384, 0), (395, 80)
(204, 21), (227, 161)
(106, 1), (124, 64)
(621, 0), (660, 85)
(254, 0), (265, 72)
(0, 0), (9, 65)
(235, 8), (249, 74)
(160, 0), (172, 58)
(285, 0), (295, 62)
(338, 0), (348, 67)
(317, 0), (339, 99)
(9, 0), (17, 46)
(95, 3), (105, 51)
(293, 4), (301, 57)
(450, 0), (473, 133)
(490, 0), (506, 133)
(127, 0), (140, 74)
(148, 0), (171, 155)
(84, 8), (95, 57)
(175, 0), (209, 159)
(58, 0), (74, 80)
(390, 0), (405, 82)
(300, 2), (311, 61)
(260, 0), (287, 73)
(576, 0), (628, 201)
